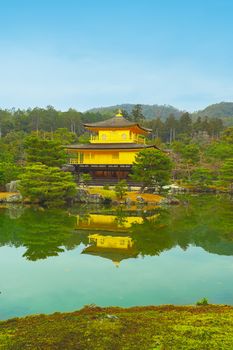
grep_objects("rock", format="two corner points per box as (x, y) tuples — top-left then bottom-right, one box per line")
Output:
(5, 180), (21, 193)
(125, 197), (132, 206)
(75, 189), (104, 204)
(106, 314), (118, 321)
(61, 165), (76, 172)
(75, 188), (90, 203)
(5, 193), (23, 203)
(169, 197), (180, 205)
(136, 196), (145, 203)
(159, 196), (180, 205)
(88, 193), (103, 204)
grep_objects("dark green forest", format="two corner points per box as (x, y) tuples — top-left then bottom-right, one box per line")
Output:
(0, 104), (233, 197)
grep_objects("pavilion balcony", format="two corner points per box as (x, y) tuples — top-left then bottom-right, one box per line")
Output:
(90, 135), (145, 144)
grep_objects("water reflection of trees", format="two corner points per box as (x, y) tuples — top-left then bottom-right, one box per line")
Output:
(0, 195), (232, 261)
(0, 208), (79, 261)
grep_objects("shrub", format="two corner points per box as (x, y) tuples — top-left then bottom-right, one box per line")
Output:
(196, 297), (209, 306)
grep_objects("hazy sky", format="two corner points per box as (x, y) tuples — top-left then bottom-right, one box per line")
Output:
(0, 0), (233, 111)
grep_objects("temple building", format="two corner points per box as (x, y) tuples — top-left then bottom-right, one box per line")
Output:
(82, 233), (138, 267)
(76, 213), (144, 232)
(66, 110), (157, 182)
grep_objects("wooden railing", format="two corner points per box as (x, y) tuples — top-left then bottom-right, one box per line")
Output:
(90, 135), (145, 144)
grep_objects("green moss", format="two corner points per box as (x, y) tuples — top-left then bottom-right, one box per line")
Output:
(1, 306), (233, 349)
(88, 187), (117, 200)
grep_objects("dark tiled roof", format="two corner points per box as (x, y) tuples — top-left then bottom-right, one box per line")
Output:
(66, 143), (159, 150)
(84, 115), (151, 132)
(81, 246), (138, 262)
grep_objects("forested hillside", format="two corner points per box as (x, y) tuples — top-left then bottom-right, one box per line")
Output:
(89, 102), (233, 125)
(88, 103), (183, 120)
(193, 102), (233, 125)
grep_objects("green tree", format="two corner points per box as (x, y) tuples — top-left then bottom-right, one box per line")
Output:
(0, 162), (22, 188)
(1, 131), (26, 162)
(165, 113), (177, 143)
(19, 164), (77, 207)
(78, 132), (90, 144)
(131, 104), (145, 122)
(178, 112), (192, 135)
(191, 168), (213, 187)
(80, 173), (92, 187)
(24, 135), (66, 167)
(180, 144), (200, 164)
(220, 159), (233, 191)
(53, 128), (78, 144)
(114, 180), (128, 199)
(205, 142), (233, 160)
(131, 149), (172, 190)
(222, 127), (233, 144)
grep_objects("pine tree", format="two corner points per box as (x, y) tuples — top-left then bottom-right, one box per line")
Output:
(131, 149), (172, 190)
(19, 164), (77, 206)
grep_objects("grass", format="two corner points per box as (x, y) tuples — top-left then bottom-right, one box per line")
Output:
(88, 187), (163, 203)
(88, 187), (117, 200)
(1, 305), (233, 349)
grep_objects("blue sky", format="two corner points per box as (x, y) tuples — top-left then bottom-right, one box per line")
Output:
(0, 0), (233, 111)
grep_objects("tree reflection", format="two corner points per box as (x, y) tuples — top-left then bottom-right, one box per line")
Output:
(0, 195), (232, 262)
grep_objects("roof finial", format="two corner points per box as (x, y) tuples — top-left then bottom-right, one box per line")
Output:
(116, 109), (123, 117)
(113, 260), (120, 268)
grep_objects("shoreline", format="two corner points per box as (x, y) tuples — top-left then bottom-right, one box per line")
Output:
(1, 305), (233, 349)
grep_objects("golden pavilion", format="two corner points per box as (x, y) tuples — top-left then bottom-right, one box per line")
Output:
(82, 233), (138, 267)
(66, 110), (157, 181)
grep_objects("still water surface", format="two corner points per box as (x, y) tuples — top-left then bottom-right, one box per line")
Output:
(0, 195), (233, 320)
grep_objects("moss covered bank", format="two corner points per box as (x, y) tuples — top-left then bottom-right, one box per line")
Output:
(1, 305), (233, 349)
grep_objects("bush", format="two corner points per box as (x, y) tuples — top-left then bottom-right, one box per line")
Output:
(19, 164), (77, 207)
(114, 180), (128, 200)
(196, 297), (209, 306)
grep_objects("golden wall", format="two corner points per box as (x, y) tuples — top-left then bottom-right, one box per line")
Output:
(69, 149), (139, 165)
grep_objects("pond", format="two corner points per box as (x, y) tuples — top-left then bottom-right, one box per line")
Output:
(0, 194), (233, 320)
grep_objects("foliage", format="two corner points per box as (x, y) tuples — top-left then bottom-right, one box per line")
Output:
(190, 168), (213, 187)
(193, 101), (233, 123)
(220, 159), (233, 190)
(0, 162), (22, 187)
(131, 104), (145, 122)
(196, 297), (209, 306)
(114, 180), (128, 199)
(222, 126), (233, 143)
(103, 184), (110, 190)
(80, 173), (92, 186)
(131, 149), (172, 189)
(205, 141), (233, 160)
(0, 131), (26, 162)
(179, 143), (200, 164)
(24, 135), (67, 167)
(53, 128), (78, 144)
(18, 164), (77, 207)
(78, 132), (90, 143)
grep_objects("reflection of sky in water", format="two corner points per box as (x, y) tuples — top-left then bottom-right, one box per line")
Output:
(0, 244), (233, 320)
(0, 195), (232, 319)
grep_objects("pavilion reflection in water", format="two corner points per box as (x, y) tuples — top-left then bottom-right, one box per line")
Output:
(77, 212), (158, 267)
